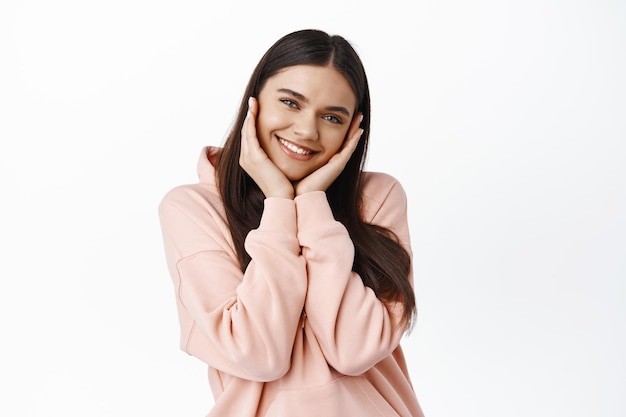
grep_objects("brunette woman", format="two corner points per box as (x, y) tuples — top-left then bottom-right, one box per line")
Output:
(159, 28), (425, 417)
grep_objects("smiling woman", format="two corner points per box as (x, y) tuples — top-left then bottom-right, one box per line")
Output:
(158, 29), (424, 417)
(254, 64), (359, 186)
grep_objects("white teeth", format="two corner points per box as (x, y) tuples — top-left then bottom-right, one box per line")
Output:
(279, 138), (313, 155)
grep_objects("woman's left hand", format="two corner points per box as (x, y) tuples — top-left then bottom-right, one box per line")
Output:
(294, 113), (364, 196)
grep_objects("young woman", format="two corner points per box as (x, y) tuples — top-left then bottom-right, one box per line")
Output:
(159, 29), (425, 417)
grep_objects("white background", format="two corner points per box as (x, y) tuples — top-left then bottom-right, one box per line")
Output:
(1, 0), (624, 416)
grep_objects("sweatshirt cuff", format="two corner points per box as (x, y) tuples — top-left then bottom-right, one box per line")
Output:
(258, 197), (297, 235)
(294, 191), (336, 232)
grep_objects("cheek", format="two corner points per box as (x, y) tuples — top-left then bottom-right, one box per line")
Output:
(325, 129), (349, 153)
(256, 110), (285, 141)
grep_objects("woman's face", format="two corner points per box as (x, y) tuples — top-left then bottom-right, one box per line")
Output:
(256, 64), (358, 182)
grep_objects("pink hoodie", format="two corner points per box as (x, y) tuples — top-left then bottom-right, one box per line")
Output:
(158, 147), (425, 417)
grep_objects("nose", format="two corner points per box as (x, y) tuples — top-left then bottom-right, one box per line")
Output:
(292, 111), (319, 141)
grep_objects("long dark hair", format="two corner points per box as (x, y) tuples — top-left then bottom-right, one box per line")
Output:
(217, 29), (415, 329)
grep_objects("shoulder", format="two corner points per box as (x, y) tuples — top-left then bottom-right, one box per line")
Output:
(362, 171), (406, 195)
(361, 171), (408, 224)
(362, 171), (408, 206)
(158, 182), (225, 226)
(160, 182), (215, 209)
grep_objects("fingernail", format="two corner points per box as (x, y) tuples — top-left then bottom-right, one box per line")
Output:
(248, 96), (254, 107)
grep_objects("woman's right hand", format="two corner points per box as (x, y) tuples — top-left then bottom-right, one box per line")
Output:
(239, 97), (295, 199)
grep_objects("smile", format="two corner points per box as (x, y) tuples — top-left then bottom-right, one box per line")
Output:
(278, 137), (314, 155)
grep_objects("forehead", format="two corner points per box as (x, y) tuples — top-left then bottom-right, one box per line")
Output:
(262, 65), (357, 109)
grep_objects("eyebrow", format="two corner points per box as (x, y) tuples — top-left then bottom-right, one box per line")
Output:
(277, 88), (352, 118)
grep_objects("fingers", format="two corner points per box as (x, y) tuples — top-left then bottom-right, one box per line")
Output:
(241, 97), (258, 153)
(349, 112), (364, 140)
(248, 96), (258, 117)
(337, 112), (364, 157)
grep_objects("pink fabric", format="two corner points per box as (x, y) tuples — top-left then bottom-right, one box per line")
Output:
(158, 146), (424, 417)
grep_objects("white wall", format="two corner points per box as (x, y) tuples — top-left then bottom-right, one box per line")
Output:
(1, 0), (624, 416)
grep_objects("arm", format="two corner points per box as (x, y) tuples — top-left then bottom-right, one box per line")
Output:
(159, 187), (307, 381)
(295, 178), (412, 376)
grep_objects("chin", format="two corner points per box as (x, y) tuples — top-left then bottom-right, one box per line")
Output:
(285, 173), (307, 183)
(278, 165), (315, 183)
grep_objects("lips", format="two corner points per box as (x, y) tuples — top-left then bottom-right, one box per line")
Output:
(277, 137), (316, 157)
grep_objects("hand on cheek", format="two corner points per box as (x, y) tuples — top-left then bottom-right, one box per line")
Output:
(239, 97), (295, 199)
(294, 113), (364, 196)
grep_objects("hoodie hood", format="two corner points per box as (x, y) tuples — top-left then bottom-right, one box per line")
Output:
(197, 146), (221, 185)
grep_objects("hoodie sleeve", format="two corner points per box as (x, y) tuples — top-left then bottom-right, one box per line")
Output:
(158, 186), (307, 382)
(294, 176), (413, 376)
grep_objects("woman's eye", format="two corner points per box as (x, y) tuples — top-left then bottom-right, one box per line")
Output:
(280, 99), (298, 108)
(323, 115), (342, 124)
